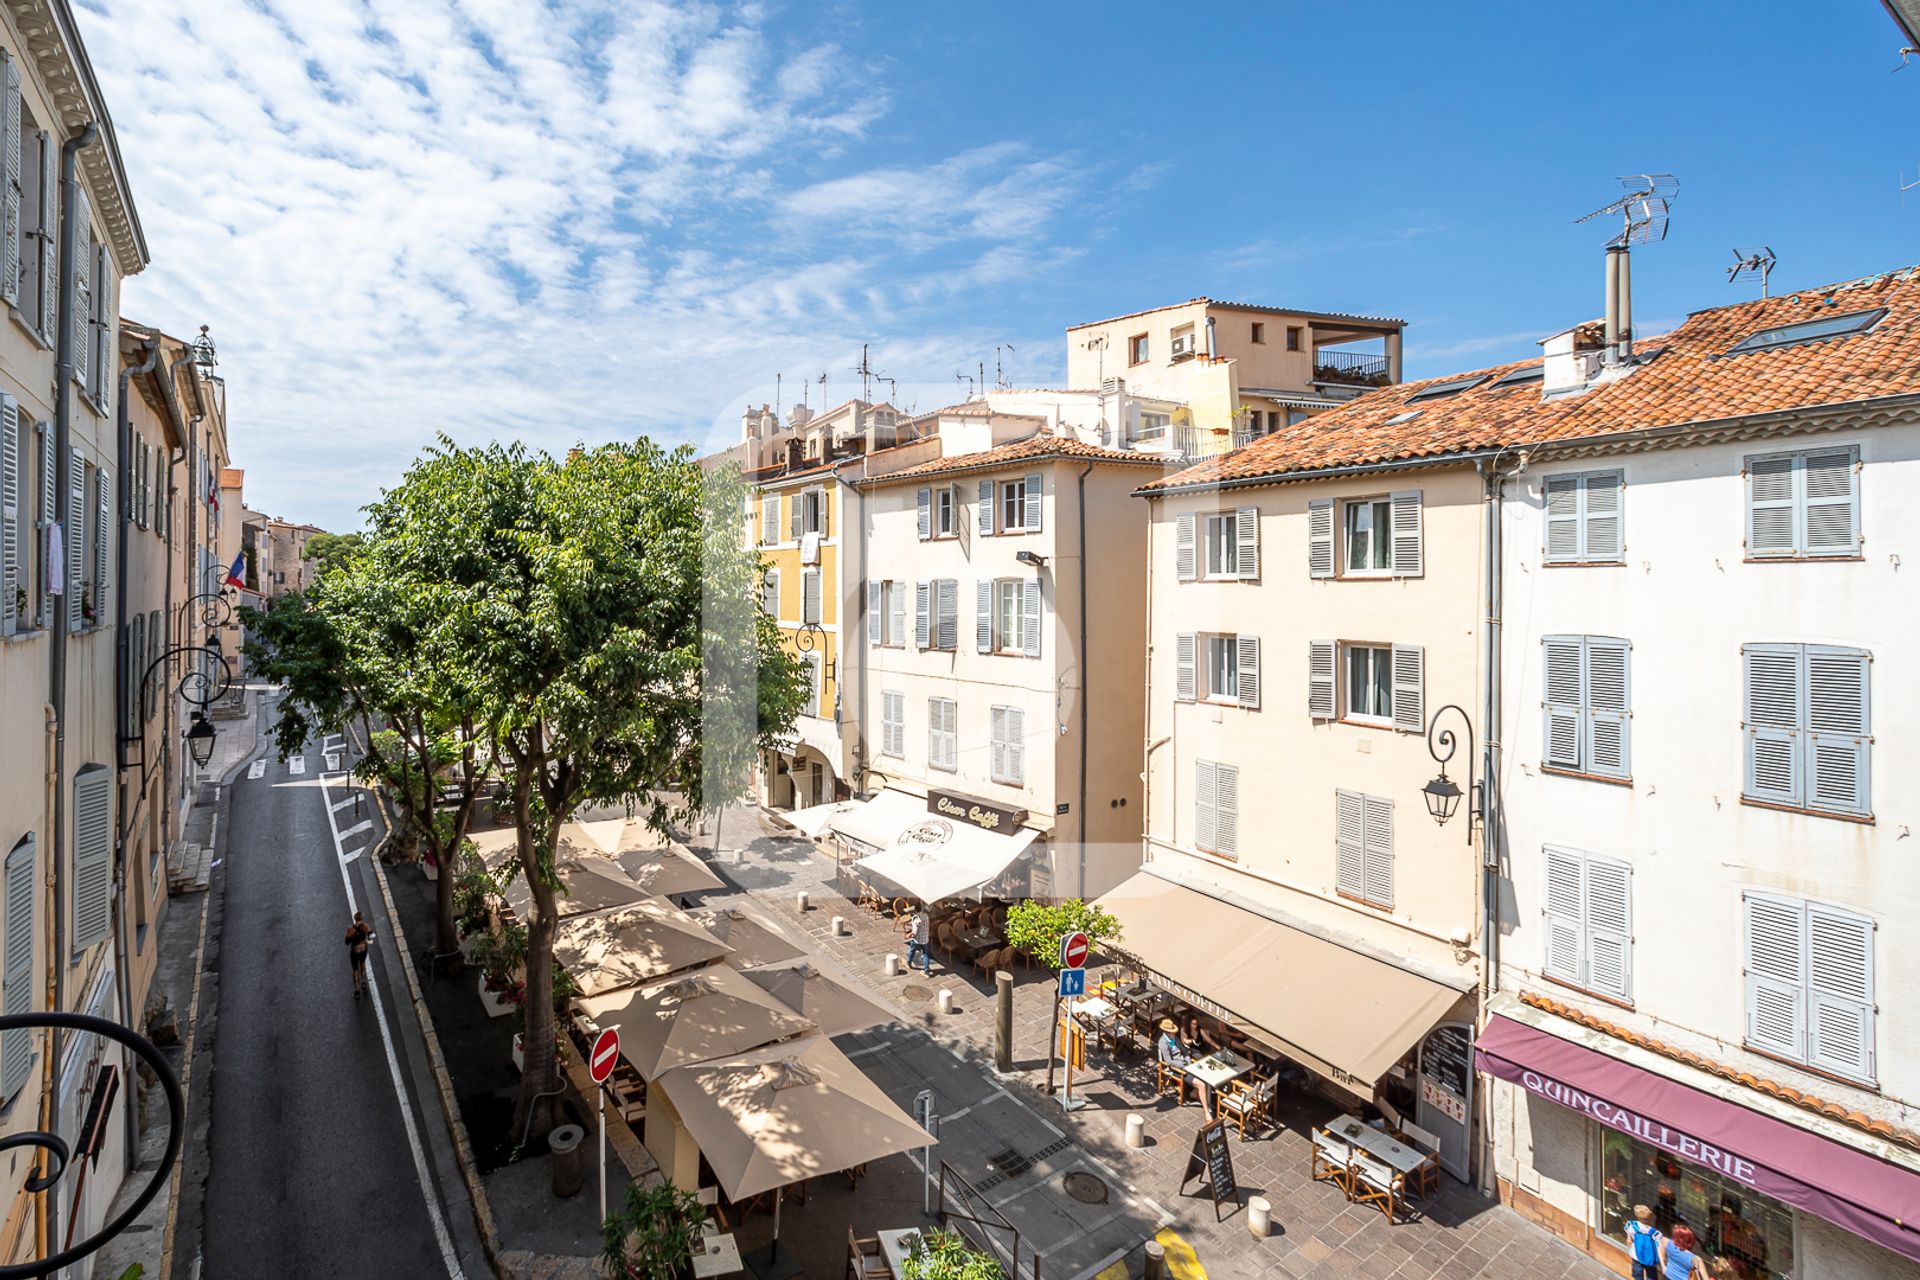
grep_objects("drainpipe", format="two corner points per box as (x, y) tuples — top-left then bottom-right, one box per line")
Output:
(1075, 461), (1094, 898)
(46, 117), (98, 1265)
(1477, 456), (1508, 1000)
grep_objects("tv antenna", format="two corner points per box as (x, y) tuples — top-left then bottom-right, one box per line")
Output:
(1575, 173), (1679, 246)
(852, 344), (881, 402)
(995, 344), (1016, 390)
(877, 376), (898, 405)
(1727, 248), (1777, 298)
(956, 369), (977, 399)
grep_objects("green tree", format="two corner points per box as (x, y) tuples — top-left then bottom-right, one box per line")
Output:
(600, 1181), (705, 1279)
(1005, 899), (1122, 1094)
(900, 1229), (1004, 1280)
(302, 530), (365, 579)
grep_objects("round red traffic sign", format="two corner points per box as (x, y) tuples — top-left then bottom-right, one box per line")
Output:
(1059, 931), (1090, 969)
(589, 1027), (621, 1085)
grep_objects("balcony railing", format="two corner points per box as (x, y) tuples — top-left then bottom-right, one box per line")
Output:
(1313, 349), (1391, 387)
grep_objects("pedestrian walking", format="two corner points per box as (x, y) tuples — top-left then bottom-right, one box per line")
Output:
(904, 907), (932, 975)
(1625, 1204), (1664, 1280)
(345, 911), (375, 999)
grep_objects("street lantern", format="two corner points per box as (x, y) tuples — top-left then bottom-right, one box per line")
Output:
(184, 714), (217, 768)
(1421, 771), (1464, 825)
(1421, 703), (1481, 843)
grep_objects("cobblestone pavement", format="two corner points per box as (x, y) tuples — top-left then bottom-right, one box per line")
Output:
(677, 804), (1616, 1280)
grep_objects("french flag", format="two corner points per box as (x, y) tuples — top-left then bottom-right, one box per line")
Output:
(223, 552), (246, 590)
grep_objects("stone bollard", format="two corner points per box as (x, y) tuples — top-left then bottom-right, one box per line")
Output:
(1143, 1241), (1166, 1280)
(796, 890), (809, 913)
(994, 971), (1014, 1073)
(1248, 1195), (1272, 1238)
(884, 953), (902, 977)
(831, 915), (847, 937)
(937, 989), (954, 1014)
(1125, 1114), (1145, 1149)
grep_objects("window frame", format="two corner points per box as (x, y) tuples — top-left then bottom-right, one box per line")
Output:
(1744, 445), (1860, 561)
(1127, 333), (1149, 365)
(934, 484), (957, 537)
(1250, 322), (1265, 345)
(1541, 635), (1633, 782)
(1742, 890), (1876, 1084)
(1343, 643), (1393, 726)
(1742, 642), (1871, 819)
(1541, 469), (1625, 565)
(998, 478), (1028, 534)
(1204, 634), (1239, 704)
(1541, 846), (1634, 1004)
(1727, 308), (1885, 356)
(1201, 512), (1238, 579)
(1342, 497), (1393, 576)
(992, 578), (1025, 654)
(989, 704), (1025, 785)
(1286, 326), (1301, 352)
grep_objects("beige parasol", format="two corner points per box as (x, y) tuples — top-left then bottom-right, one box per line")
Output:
(577, 966), (815, 1080)
(471, 820), (723, 914)
(743, 962), (900, 1038)
(553, 900), (732, 997)
(695, 906), (807, 969)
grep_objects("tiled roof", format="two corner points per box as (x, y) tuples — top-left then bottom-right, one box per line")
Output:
(1068, 296), (1406, 331)
(856, 434), (1165, 488)
(1141, 265), (1920, 494)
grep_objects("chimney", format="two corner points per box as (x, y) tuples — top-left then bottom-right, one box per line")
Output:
(1603, 246), (1635, 367)
(788, 403), (812, 428)
(1539, 322), (1607, 396)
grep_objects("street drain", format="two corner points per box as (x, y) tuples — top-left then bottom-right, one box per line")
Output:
(1063, 1171), (1108, 1204)
(987, 1147), (1034, 1178)
(901, 984), (934, 1002)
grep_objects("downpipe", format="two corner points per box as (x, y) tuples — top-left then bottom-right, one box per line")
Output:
(1075, 461), (1093, 899)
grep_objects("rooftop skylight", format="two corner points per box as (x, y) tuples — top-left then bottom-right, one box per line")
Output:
(1490, 363), (1545, 388)
(1385, 410), (1423, 425)
(1406, 374), (1489, 402)
(1726, 307), (1886, 355)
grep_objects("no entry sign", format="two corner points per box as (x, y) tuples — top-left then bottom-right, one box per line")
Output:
(1059, 931), (1090, 970)
(589, 1027), (621, 1085)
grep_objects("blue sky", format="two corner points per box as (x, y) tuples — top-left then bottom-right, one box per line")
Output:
(76, 0), (1920, 532)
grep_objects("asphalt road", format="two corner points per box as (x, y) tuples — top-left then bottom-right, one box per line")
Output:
(201, 726), (480, 1278)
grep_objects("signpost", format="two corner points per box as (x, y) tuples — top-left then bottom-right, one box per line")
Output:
(1056, 931), (1091, 1113)
(1183, 1119), (1240, 1222)
(589, 1027), (620, 1221)
(913, 1089), (938, 1213)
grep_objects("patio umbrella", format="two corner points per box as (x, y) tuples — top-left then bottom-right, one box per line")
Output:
(492, 855), (654, 920)
(696, 906), (807, 969)
(553, 899), (733, 997)
(743, 962), (900, 1037)
(577, 966), (815, 1080)
(568, 811), (726, 897)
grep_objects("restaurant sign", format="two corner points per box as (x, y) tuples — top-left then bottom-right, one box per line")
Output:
(927, 789), (1026, 835)
(1509, 1066), (1759, 1188)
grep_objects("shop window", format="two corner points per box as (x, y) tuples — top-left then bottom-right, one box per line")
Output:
(1598, 1129), (1795, 1278)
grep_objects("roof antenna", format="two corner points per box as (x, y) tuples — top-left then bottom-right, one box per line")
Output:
(995, 343), (1015, 390)
(1727, 248), (1777, 298)
(956, 369), (976, 399)
(878, 376), (898, 404)
(817, 370), (829, 404)
(775, 372), (782, 423)
(1575, 173), (1679, 367)
(852, 343), (880, 402)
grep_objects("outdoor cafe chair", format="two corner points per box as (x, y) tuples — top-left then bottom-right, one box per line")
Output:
(1156, 1061), (1193, 1106)
(1399, 1119), (1443, 1196)
(1215, 1074), (1278, 1140)
(893, 898), (915, 934)
(1311, 1127), (1356, 1193)
(972, 946), (1008, 983)
(1348, 1152), (1405, 1222)
(847, 1226), (888, 1280)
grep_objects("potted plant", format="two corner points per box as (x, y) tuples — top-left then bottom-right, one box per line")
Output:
(470, 922), (527, 1019)
(901, 1229), (1003, 1280)
(453, 860), (498, 962)
(600, 1181), (705, 1280)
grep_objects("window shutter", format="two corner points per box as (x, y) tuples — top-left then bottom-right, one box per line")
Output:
(975, 580), (991, 652)
(1308, 640), (1335, 719)
(1802, 450), (1857, 556)
(35, 422), (51, 623)
(1743, 644), (1802, 806)
(1175, 632), (1196, 702)
(817, 486), (828, 537)
(1585, 858), (1632, 1001)
(66, 449), (83, 629)
(977, 480), (994, 534)
(1235, 506), (1259, 580)
(1195, 761), (1218, 851)
(1, 836), (32, 1099)
(760, 493), (776, 544)
(1024, 472), (1042, 532)
(70, 190), (89, 388)
(124, 611), (142, 740)
(91, 246), (111, 411)
(888, 583), (905, 649)
(990, 706), (1007, 781)
(1022, 579), (1040, 658)
(1334, 790), (1364, 898)
(72, 766), (111, 951)
(915, 581), (930, 649)
(1214, 764), (1238, 855)
(1806, 646), (1869, 816)
(1744, 892), (1806, 1059)
(95, 468), (108, 613)
(0, 396), (17, 636)
(789, 491), (802, 540)
(1362, 794), (1394, 907)
(1585, 638), (1631, 779)
(1542, 847), (1586, 985)
(1806, 904), (1875, 1081)
(1005, 707), (1024, 785)
(1174, 513), (1195, 582)
(1544, 474), (1581, 562)
(1388, 489), (1422, 577)
(1390, 644), (1424, 733)
(867, 581), (882, 644)
(145, 608), (160, 722)
(1235, 635), (1260, 709)
(1746, 456), (1796, 556)
(1542, 637), (1585, 770)
(882, 691), (903, 757)
(32, 132), (51, 342)
(802, 569), (820, 625)
(916, 487), (931, 540)
(936, 579), (957, 650)
(1307, 498), (1334, 579)
(0, 52), (19, 310)
(762, 570), (779, 618)
(1584, 471), (1623, 560)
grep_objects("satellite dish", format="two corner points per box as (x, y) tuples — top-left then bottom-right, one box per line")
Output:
(1575, 173), (1680, 248)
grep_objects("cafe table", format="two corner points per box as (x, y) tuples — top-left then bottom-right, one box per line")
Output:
(878, 1227), (929, 1278)
(1329, 1114), (1431, 1178)
(957, 925), (1005, 952)
(1069, 995), (1117, 1021)
(690, 1230), (744, 1278)
(1184, 1048), (1253, 1092)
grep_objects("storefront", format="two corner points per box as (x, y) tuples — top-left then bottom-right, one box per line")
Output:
(821, 788), (1044, 903)
(1480, 1009), (1920, 1280)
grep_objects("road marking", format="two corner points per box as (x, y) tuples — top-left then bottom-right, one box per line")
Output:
(338, 819), (374, 840)
(318, 757), (466, 1279)
(287, 757), (306, 775)
(247, 760), (266, 780)
(331, 796), (359, 813)
(325, 753), (341, 771)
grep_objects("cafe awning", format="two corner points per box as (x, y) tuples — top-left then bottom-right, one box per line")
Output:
(773, 800), (862, 840)
(1094, 871), (1466, 1089)
(834, 790), (1038, 903)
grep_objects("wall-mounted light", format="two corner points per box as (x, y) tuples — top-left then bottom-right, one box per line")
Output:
(1015, 550), (1048, 569)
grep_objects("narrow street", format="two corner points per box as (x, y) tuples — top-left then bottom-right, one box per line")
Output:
(200, 719), (484, 1278)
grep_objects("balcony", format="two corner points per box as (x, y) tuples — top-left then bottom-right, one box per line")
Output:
(1312, 349), (1391, 388)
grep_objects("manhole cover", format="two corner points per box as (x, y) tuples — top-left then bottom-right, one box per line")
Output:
(901, 984), (933, 1002)
(987, 1147), (1034, 1177)
(1063, 1171), (1108, 1204)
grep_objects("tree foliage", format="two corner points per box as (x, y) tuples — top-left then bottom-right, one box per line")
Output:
(901, 1229), (1004, 1280)
(600, 1180), (705, 1279)
(1005, 899), (1123, 970)
(302, 530), (365, 580)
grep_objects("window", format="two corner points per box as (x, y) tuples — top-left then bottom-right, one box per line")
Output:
(1286, 326), (1301, 352)
(1542, 636), (1631, 780)
(868, 580), (908, 647)
(1000, 478), (1027, 532)
(1195, 760), (1238, 857)
(790, 487), (826, 538)
(1407, 374), (1487, 402)
(1177, 508), (1260, 582)
(762, 570), (780, 619)
(1128, 333), (1148, 365)
(1727, 308), (1884, 355)
(1206, 636), (1238, 702)
(1492, 363), (1544, 389)
(917, 484), (960, 539)
(1176, 632), (1260, 709)
(5, 75), (57, 346)
(1137, 412), (1170, 442)
(761, 492), (779, 544)
(72, 764), (111, 952)
(1250, 322), (1265, 344)
(1204, 513), (1236, 577)
(1337, 492), (1421, 577)
(1543, 470), (1624, 563)
(1, 832), (31, 1100)
(989, 706), (1025, 785)
(1542, 847), (1632, 1002)
(1312, 641), (1419, 728)
(881, 691), (905, 757)
(800, 569), (821, 625)
(1334, 790), (1393, 908)
(1743, 643), (1870, 817)
(914, 578), (957, 650)
(928, 697), (958, 771)
(1746, 447), (1858, 559)
(90, 465), (107, 624)
(1345, 645), (1392, 723)
(1285, 409), (1308, 427)
(978, 473), (1041, 535)
(1743, 892), (1875, 1083)
(1344, 498), (1391, 573)
(995, 580), (1023, 653)
(1598, 1130), (1797, 1276)
(85, 239), (111, 410)
(978, 577), (1040, 658)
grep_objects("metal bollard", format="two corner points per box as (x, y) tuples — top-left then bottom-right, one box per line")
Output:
(831, 914), (846, 937)
(884, 953), (902, 977)
(796, 890), (809, 912)
(1143, 1240), (1166, 1280)
(1125, 1114), (1145, 1149)
(938, 989), (954, 1014)
(1248, 1195), (1272, 1238)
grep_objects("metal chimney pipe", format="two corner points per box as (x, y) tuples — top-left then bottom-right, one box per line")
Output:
(1616, 248), (1634, 364)
(1603, 246), (1623, 367)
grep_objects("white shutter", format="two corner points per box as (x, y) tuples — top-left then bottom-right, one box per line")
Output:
(1585, 638), (1631, 779)
(1542, 847), (1586, 984)
(867, 581), (882, 643)
(0, 396), (16, 636)
(94, 467), (108, 615)
(801, 569), (820, 625)
(789, 490), (803, 540)
(1802, 449), (1857, 556)
(1542, 636), (1585, 771)
(977, 480), (994, 534)
(1022, 579), (1041, 658)
(1, 835), (32, 1099)
(882, 691), (904, 757)
(1005, 708), (1024, 785)
(975, 580), (991, 652)
(762, 570), (779, 618)
(1334, 790), (1364, 898)
(1174, 512), (1196, 582)
(817, 487), (828, 537)
(70, 190), (89, 388)
(66, 449), (82, 629)
(1806, 646), (1869, 816)
(72, 766), (112, 950)
(1308, 640), (1335, 719)
(91, 246), (111, 411)
(1806, 904), (1875, 1081)
(1024, 472), (1042, 532)
(33, 132), (51, 342)
(936, 579), (957, 650)
(1584, 471), (1623, 560)
(915, 580), (930, 649)
(1194, 761), (1218, 852)
(1235, 506), (1259, 580)
(1214, 764), (1238, 855)
(989, 706), (1007, 781)
(1175, 632), (1196, 702)
(1747, 455), (1796, 556)
(761, 493), (778, 544)
(1585, 858), (1632, 1001)
(916, 487), (931, 540)
(1744, 644), (1802, 806)
(1390, 644), (1423, 733)
(1744, 892), (1807, 1059)
(35, 421), (50, 623)
(0, 52), (19, 310)
(1307, 498), (1334, 579)
(1362, 795), (1393, 907)
(1235, 635), (1260, 709)
(1543, 474), (1581, 562)
(1388, 489), (1422, 577)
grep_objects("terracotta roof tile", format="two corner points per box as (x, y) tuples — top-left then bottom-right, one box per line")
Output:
(1142, 265), (1920, 493)
(856, 434), (1165, 488)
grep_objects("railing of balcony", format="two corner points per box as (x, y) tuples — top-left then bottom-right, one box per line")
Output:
(1313, 349), (1391, 387)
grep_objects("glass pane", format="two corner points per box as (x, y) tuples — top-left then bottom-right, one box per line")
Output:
(1599, 1129), (1796, 1277)
(1371, 502), (1393, 568)
(1373, 649), (1393, 718)
(1346, 504), (1371, 571)
(1348, 647), (1371, 716)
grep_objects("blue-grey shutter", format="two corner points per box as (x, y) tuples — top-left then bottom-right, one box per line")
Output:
(1307, 499), (1334, 579)
(0, 835), (31, 1099)
(762, 570), (779, 618)
(977, 480), (993, 534)
(1585, 857), (1632, 1001)
(94, 466), (109, 617)
(1584, 471), (1623, 561)
(1746, 455), (1796, 556)
(761, 492), (777, 544)
(1584, 638), (1631, 779)
(1544, 474), (1581, 562)
(34, 421), (50, 624)
(125, 611), (144, 740)
(1542, 847), (1585, 985)
(33, 132), (52, 344)
(801, 569), (820, 625)
(914, 580), (930, 649)
(916, 487), (931, 540)
(1806, 646), (1869, 816)
(1802, 449), (1858, 556)
(1235, 635), (1259, 709)
(935, 579), (957, 650)
(1388, 490), (1422, 577)
(1308, 641), (1334, 719)
(1390, 644), (1423, 733)
(1334, 790), (1364, 897)
(867, 581), (882, 644)
(0, 52), (18, 311)
(1021, 579), (1040, 658)
(1542, 636), (1585, 771)
(66, 448), (83, 629)
(1235, 506), (1259, 580)
(975, 581), (991, 652)
(1194, 761), (1217, 851)
(889, 583), (904, 647)
(91, 245), (111, 412)
(1744, 892), (1806, 1059)
(72, 766), (112, 951)
(1175, 633), (1196, 702)
(1023, 472), (1042, 532)
(70, 190), (88, 389)
(0, 396), (17, 636)
(1362, 794), (1394, 907)
(1743, 643), (1802, 806)
(1174, 513), (1195, 582)
(1806, 903), (1875, 1081)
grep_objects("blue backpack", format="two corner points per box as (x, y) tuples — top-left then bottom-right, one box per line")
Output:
(1627, 1221), (1660, 1266)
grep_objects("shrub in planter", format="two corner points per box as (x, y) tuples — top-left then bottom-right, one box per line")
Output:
(901, 1230), (1004, 1280)
(600, 1181), (705, 1280)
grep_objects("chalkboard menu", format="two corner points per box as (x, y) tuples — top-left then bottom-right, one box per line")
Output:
(1422, 1024), (1471, 1099)
(1183, 1120), (1239, 1221)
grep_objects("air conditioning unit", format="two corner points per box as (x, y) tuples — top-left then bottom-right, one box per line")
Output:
(1169, 334), (1194, 358)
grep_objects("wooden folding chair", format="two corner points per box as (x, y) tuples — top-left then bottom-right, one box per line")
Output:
(847, 1226), (888, 1280)
(1215, 1074), (1277, 1139)
(1348, 1153), (1405, 1222)
(1400, 1120), (1443, 1196)
(1311, 1127), (1355, 1193)
(1157, 1061), (1193, 1105)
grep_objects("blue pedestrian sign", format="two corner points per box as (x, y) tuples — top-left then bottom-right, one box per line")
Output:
(1058, 968), (1086, 997)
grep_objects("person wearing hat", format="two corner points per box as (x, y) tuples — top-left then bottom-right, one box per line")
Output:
(1157, 1017), (1202, 1107)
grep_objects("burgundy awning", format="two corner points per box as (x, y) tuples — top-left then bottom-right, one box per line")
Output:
(1477, 1014), (1920, 1265)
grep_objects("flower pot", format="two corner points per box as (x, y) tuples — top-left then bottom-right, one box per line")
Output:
(512, 1032), (525, 1073)
(478, 974), (516, 1019)
(459, 932), (480, 965)
(422, 860), (439, 882)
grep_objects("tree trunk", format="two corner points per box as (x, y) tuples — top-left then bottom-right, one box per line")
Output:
(431, 834), (460, 960)
(512, 774), (562, 1144)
